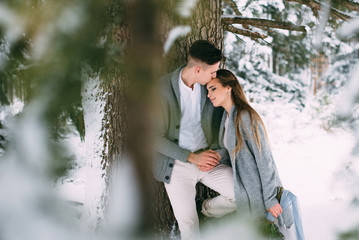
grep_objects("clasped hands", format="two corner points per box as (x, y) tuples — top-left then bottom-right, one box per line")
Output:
(188, 149), (221, 171)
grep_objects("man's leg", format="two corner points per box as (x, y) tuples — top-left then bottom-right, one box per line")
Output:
(164, 160), (199, 240)
(199, 164), (236, 218)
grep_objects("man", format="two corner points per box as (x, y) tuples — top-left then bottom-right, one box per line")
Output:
(154, 40), (236, 239)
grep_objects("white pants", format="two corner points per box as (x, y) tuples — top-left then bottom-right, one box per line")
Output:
(165, 160), (236, 240)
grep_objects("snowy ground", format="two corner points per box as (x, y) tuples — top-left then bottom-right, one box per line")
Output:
(57, 100), (359, 240)
(257, 101), (359, 240)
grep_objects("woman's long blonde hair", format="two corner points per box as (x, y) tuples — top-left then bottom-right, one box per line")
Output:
(216, 69), (268, 155)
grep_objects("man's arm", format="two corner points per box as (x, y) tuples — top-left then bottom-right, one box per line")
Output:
(209, 106), (231, 166)
(155, 99), (192, 162)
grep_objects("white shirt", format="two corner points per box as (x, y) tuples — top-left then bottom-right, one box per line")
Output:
(178, 69), (208, 152)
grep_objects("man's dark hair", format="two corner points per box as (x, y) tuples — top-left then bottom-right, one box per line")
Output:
(188, 40), (223, 65)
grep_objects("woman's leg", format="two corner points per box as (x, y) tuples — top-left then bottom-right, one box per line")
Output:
(199, 164), (236, 218)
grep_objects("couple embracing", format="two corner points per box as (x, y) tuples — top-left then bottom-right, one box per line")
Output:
(154, 40), (303, 240)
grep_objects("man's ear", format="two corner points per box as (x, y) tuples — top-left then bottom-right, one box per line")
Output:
(194, 65), (202, 74)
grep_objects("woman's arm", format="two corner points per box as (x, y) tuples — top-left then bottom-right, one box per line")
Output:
(240, 111), (279, 211)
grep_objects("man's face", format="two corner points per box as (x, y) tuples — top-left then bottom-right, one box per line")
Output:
(196, 62), (220, 85)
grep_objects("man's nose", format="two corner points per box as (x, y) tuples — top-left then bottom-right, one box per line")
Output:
(211, 72), (217, 78)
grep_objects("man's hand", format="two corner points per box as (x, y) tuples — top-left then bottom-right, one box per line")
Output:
(188, 150), (221, 171)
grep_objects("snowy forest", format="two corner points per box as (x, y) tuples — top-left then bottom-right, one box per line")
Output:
(1, 0), (359, 239)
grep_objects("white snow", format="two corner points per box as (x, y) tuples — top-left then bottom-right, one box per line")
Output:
(79, 69), (108, 232)
(338, 19), (359, 39)
(177, 0), (199, 17)
(55, 132), (86, 204)
(105, 159), (142, 237)
(338, 64), (359, 118)
(253, 101), (359, 240)
(313, 0), (331, 50)
(0, 4), (24, 44)
(163, 26), (191, 55)
(56, 4), (85, 35)
(0, 99), (85, 240)
(0, 99), (24, 121)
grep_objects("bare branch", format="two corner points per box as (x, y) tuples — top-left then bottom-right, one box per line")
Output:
(222, 16), (307, 32)
(224, 25), (267, 39)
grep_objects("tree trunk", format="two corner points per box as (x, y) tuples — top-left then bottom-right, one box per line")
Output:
(153, 0), (225, 238)
(81, 65), (128, 232)
(82, 0), (225, 237)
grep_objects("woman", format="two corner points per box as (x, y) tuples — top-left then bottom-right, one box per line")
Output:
(204, 69), (302, 239)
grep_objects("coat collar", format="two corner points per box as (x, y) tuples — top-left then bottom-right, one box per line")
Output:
(219, 104), (237, 149)
(170, 64), (185, 107)
(200, 84), (207, 113)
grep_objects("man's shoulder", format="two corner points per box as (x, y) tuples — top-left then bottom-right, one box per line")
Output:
(158, 72), (173, 88)
(157, 65), (183, 93)
(159, 65), (183, 83)
(156, 74), (173, 99)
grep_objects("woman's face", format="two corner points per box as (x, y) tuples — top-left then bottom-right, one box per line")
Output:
(206, 78), (231, 107)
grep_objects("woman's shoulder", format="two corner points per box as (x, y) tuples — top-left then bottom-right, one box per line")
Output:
(238, 110), (264, 131)
(238, 110), (252, 124)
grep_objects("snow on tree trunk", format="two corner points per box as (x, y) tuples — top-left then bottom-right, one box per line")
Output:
(81, 71), (108, 231)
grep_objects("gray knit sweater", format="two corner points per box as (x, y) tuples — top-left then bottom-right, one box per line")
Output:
(220, 105), (282, 217)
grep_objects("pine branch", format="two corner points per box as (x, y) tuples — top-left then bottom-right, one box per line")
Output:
(329, 4), (354, 20)
(284, 0), (353, 20)
(222, 0), (250, 29)
(223, 0), (241, 16)
(224, 25), (267, 39)
(222, 17), (307, 32)
(334, 0), (359, 12)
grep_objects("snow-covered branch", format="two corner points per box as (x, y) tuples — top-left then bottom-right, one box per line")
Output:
(224, 25), (267, 39)
(333, 0), (359, 12)
(284, 0), (354, 20)
(223, 0), (242, 16)
(222, 16), (307, 32)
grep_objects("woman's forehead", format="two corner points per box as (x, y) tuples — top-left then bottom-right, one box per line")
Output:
(207, 78), (220, 88)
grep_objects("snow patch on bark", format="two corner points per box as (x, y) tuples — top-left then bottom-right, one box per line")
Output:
(81, 70), (107, 231)
(163, 26), (191, 55)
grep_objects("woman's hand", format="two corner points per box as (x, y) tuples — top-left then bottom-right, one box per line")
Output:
(267, 203), (282, 218)
(188, 150), (220, 171)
